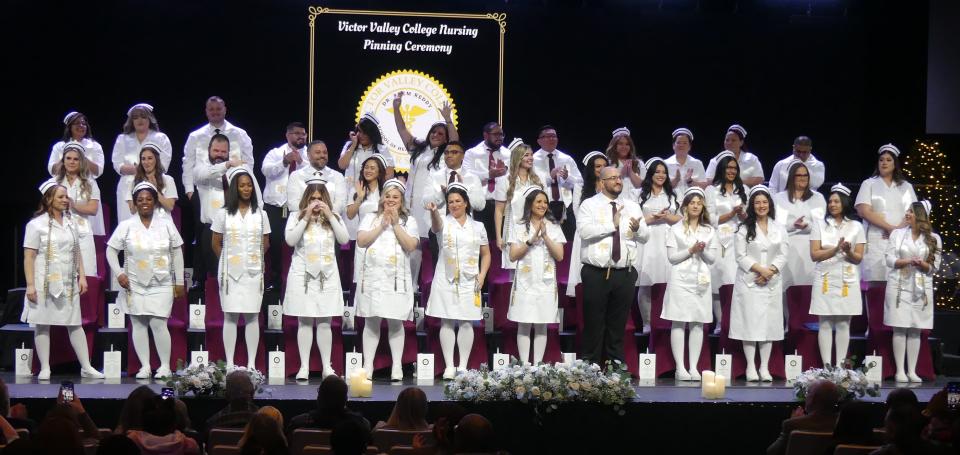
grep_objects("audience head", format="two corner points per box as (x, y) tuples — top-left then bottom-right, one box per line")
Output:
(885, 403), (925, 448)
(225, 371), (256, 404)
(886, 387), (920, 411)
(318, 375), (349, 415)
(239, 406), (287, 454)
(0, 377), (9, 417)
(96, 434), (142, 455)
(833, 400), (877, 445)
(174, 398), (191, 432)
(330, 418), (369, 455)
(36, 411), (84, 455)
(455, 413), (496, 453)
(142, 395), (177, 437)
(804, 379), (840, 415)
(117, 385), (159, 432)
(385, 387), (429, 431)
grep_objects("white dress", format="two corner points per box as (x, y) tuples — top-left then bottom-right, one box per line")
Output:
(635, 189), (678, 286)
(341, 143), (395, 187)
(107, 216), (184, 317)
(49, 138), (106, 235)
(111, 131), (173, 225)
(405, 148), (438, 238)
(810, 218), (866, 316)
(773, 191), (826, 288)
(21, 214), (83, 326)
(426, 215), (488, 321)
(282, 215), (348, 317)
(507, 222), (565, 324)
(855, 177), (917, 281)
(347, 187), (380, 282)
(706, 185), (745, 292)
(61, 177), (100, 276)
(883, 228), (942, 329)
(494, 177), (541, 269)
(212, 208), (270, 313)
(729, 221), (789, 341)
(662, 223), (719, 323)
(354, 214), (419, 320)
(123, 175), (179, 220)
(611, 158), (645, 196)
(704, 150), (765, 188)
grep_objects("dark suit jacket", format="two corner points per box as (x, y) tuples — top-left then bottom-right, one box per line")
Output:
(767, 412), (838, 455)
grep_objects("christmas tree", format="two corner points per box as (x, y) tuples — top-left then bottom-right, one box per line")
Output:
(902, 140), (959, 309)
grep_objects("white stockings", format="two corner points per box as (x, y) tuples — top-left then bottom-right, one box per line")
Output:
(223, 312), (260, 368)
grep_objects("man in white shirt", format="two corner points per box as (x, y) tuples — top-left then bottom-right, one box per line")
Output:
(576, 167), (649, 365)
(193, 134), (248, 288)
(260, 122), (308, 290)
(286, 140), (346, 216)
(664, 128), (706, 194)
(183, 96), (255, 290)
(532, 125), (582, 238)
(463, 122), (508, 240)
(768, 136), (826, 193)
(421, 141), (486, 266)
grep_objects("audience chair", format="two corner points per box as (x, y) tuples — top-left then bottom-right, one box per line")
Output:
(302, 446), (332, 455)
(372, 429), (435, 453)
(786, 430), (834, 455)
(211, 445), (241, 455)
(833, 444), (881, 455)
(290, 429), (332, 455)
(207, 429), (244, 453)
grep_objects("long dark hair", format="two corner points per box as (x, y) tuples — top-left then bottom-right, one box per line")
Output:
(239, 413), (288, 455)
(785, 161), (813, 203)
(133, 147), (167, 194)
(872, 150), (906, 186)
(825, 191), (856, 223)
(519, 189), (557, 233)
(580, 154), (608, 205)
(122, 107), (159, 134)
(445, 186), (472, 216)
(115, 385), (158, 433)
(357, 117), (384, 148)
(225, 172), (260, 215)
(739, 190), (776, 243)
(409, 123), (449, 165)
(62, 113), (92, 141)
(712, 155), (747, 205)
(356, 156), (386, 202)
(638, 159), (677, 211)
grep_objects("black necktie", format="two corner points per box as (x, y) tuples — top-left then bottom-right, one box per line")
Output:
(611, 201), (621, 263)
(548, 153), (560, 200)
(449, 170), (458, 184)
(214, 128), (221, 135)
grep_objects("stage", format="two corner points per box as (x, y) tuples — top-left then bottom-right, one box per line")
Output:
(5, 372), (952, 453)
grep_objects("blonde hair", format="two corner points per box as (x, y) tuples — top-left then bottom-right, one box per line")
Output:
(297, 183), (338, 227)
(912, 202), (939, 264)
(376, 186), (410, 222)
(605, 133), (640, 174)
(55, 149), (93, 201)
(505, 144), (543, 203)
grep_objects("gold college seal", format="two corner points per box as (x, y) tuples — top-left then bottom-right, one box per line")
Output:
(356, 69), (458, 171)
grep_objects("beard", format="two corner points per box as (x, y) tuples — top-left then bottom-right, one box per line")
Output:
(210, 156), (227, 164)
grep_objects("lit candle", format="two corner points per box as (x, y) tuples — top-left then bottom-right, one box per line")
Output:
(358, 379), (373, 398)
(713, 375), (726, 399)
(701, 370), (715, 398)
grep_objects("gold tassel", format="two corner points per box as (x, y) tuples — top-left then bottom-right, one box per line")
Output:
(841, 282), (848, 297)
(822, 275), (829, 295)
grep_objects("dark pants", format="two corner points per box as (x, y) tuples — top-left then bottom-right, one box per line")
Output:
(195, 222), (215, 285)
(580, 264), (637, 364)
(474, 200), (497, 245)
(189, 193), (205, 285)
(263, 203), (287, 287)
(560, 205), (576, 240)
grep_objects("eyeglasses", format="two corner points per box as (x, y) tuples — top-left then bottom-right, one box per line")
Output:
(601, 176), (622, 181)
(538, 134), (558, 139)
(444, 149), (464, 155)
(795, 173), (810, 177)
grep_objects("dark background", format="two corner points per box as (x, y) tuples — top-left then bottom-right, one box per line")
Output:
(3, 0), (956, 292)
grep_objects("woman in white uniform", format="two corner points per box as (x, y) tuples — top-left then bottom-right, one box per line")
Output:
(662, 187), (718, 380)
(507, 187), (565, 365)
(495, 139), (543, 269)
(665, 128), (706, 194)
(338, 113), (396, 185)
(22, 179), (104, 380)
(730, 185), (788, 382)
(425, 183), (492, 379)
(48, 112), (106, 236)
(347, 155), (386, 279)
(606, 127), (644, 194)
(284, 178), (349, 380)
(705, 152), (747, 334)
(566, 151), (608, 297)
(773, 161), (826, 326)
(107, 182), (185, 379)
(704, 124), (764, 188)
(111, 103), (173, 225)
(635, 157), (680, 333)
(809, 184), (865, 367)
(356, 179), (419, 381)
(54, 143), (100, 277)
(884, 200), (941, 382)
(212, 167), (270, 369)
(392, 92), (459, 289)
(124, 144), (178, 219)
(855, 144), (917, 327)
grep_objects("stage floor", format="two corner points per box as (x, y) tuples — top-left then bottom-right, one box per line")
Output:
(4, 372), (952, 403)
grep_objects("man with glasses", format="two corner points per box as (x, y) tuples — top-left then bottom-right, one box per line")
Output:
(768, 136), (825, 193)
(422, 141), (485, 265)
(260, 122), (308, 291)
(463, 122), (508, 241)
(532, 125), (582, 238)
(576, 167), (649, 365)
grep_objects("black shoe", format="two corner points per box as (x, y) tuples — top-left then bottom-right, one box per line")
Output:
(189, 280), (204, 292)
(264, 283), (277, 293)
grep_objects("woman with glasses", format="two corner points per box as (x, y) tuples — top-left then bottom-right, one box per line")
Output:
(111, 103), (172, 225)
(705, 152), (748, 334)
(49, 112), (106, 237)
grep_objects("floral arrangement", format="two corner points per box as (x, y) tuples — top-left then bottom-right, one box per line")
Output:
(443, 359), (635, 413)
(793, 359), (880, 402)
(164, 360), (267, 397)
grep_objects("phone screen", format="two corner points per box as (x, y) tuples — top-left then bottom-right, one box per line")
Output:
(161, 387), (174, 400)
(60, 381), (74, 402)
(947, 382), (960, 411)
